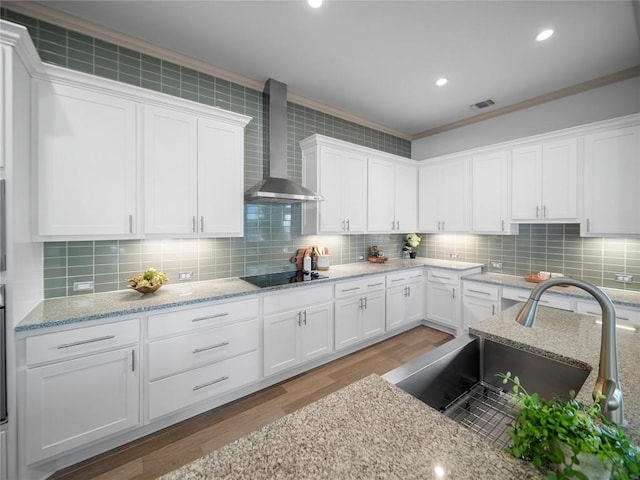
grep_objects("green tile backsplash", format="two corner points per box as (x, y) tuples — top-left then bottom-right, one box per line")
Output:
(3, 9), (639, 298)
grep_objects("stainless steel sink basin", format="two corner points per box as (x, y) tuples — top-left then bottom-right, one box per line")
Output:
(383, 334), (590, 446)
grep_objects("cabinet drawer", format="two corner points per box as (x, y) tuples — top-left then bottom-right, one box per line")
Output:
(502, 286), (573, 311)
(148, 317), (259, 381)
(334, 279), (363, 299)
(148, 350), (259, 420)
(263, 284), (333, 315)
(387, 268), (424, 287)
(575, 301), (640, 325)
(148, 298), (259, 339)
(427, 268), (459, 286)
(26, 318), (140, 366)
(463, 282), (499, 301)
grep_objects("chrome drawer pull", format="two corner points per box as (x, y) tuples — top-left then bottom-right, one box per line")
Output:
(57, 335), (115, 349)
(391, 278), (405, 283)
(341, 287), (360, 293)
(431, 275), (452, 280)
(192, 313), (229, 322)
(367, 282), (384, 287)
(193, 375), (229, 391)
(468, 289), (492, 296)
(192, 341), (230, 354)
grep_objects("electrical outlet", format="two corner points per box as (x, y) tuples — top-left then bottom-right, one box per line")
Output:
(179, 272), (193, 281)
(358, 255), (364, 261)
(614, 273), (633, 283)
(491, 261), (503, 269)
(73, 281), (94, 291)
(449, 253), (458, 260)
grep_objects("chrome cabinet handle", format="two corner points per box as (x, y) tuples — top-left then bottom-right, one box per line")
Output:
(192, 216), (197, 233)
(200, 216), (204, 232)
(543, 205), (547, 218)
(586, 218), (590, 233)
(452, 287), (455, 299)
(341, 287), (360, 293)
(57, 335), (115, 349)
(501, 219), (505, 232)
(129, 214), (134, 234)
(192, 312), (229, 322)
(367, 282), (384, 288)
(297, 311), (302, 326)
(468, 289), (491, 296)
(346, 219), (350, 231)
(193, 375), (229, 391)
(491, 305), (495, 315)
(193, 341), (230, 354)
(431, 274), (452, 280)
(437, 221), (441, 231)
(303, 310), (307, 325)
(131, 349), (136, 372)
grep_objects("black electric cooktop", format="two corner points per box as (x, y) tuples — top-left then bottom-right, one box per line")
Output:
(241, 271), (328, 288)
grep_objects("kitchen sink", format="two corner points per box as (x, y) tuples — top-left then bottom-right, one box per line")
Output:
(382, 334), (590, 446)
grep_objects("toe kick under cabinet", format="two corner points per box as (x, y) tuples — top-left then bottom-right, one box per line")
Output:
(145, 297), (260, 421)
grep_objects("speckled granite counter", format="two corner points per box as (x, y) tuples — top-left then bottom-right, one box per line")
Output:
(463, 272), (640, 308)
(16, 258), (482, 332)
(160, 305), (639, 480)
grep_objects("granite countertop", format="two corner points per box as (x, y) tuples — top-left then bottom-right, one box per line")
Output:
(160, 305), (639, 480)
(16, 258), (483, 332)
(464, 272), (640, 308)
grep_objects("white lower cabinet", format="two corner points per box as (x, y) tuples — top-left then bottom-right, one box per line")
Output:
(24, 319), (141, 464)
(426, 268), (471, 335)
(334, 276), (386, 350)
(146, 298), (260, 420)
(386, 269), (424, 331)
(575, 300), (640, 326)
(501, 286), (573, 311)
(263, 285), (334, 377)
(462, 282), (500, 331)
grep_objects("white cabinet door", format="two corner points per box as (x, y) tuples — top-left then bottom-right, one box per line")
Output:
(394, 162), (418, 233)
(418, 163), (440, 232)
(511, 145), (542, 221)
(143, 107), (245, 237)
(463, 296), (498, 331)
(25, 347), (139, 463)
(583, 126), (640, 236)
(472, 150), (515, 234)
(36, 80), (137, 237)
(511, 138), (577, 222)
(367, 157), (395, 232)
(418, 157), (470, 233)
(335, 296), (362, 350)
(263, 310), (300, 376)
(427, 282), (459, 329)
(300, 302), (334, 362)
(362, 290), (386, 338)
(263, 301), (334, 376)
(143, 106), (198, 235)
(340, 151), (368, 233)
(405, 280), (424, 323)
(317, 147), (367, 233)
(386, 286), (407, 331)
(198, 118), (244, 236)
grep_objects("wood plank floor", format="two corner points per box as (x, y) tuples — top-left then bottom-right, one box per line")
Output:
(49, 326), (452, 480)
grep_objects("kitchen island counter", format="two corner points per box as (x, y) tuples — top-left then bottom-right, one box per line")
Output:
(160, 305), (639, 479)
(16, 258), (481, 332)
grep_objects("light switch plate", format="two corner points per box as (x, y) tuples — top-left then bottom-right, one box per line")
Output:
(614, 273), (633, 283)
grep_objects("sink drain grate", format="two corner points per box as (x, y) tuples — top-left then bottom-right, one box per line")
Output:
(441, 381), (518, 447)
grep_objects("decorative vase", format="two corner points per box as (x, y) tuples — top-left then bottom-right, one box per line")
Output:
(409, 252), (417, 259)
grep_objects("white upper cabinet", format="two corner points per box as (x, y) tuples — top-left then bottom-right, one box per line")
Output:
(511, 138), (578, 222)
(34, 65), (250, 240)
(301, 135), (368, 234)
(418, 156), (470, 233)
(582, 125), (640, 236)
(143, 106), (245, 237)
(367, 157), (417, 233)
(35, 79), (138, 238)
(471, 150), (517, 234)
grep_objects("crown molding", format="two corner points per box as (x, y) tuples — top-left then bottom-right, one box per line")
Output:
(2, 1), (412, 140)
(413, 65), (640, 140)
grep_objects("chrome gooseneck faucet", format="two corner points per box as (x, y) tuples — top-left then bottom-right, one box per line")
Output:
(515, 277), (626, 426)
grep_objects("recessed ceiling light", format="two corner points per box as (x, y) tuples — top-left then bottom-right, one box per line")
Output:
(308, 0), (322, 8)
(536, 29), (554, 41)
(435, 78), (448, 87)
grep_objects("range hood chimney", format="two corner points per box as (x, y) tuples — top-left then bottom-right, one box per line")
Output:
(245, 79), (323, 203)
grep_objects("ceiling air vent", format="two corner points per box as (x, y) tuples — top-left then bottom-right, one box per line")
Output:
(470, 98), (496, 110)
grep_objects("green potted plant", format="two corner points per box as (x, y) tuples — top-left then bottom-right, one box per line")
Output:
(499, 372), (640, 480)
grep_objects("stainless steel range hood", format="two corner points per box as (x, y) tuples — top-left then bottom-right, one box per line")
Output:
(245, 79), (323, 203)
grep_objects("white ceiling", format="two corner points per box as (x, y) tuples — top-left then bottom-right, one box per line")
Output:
(34, 0), (640, 138)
